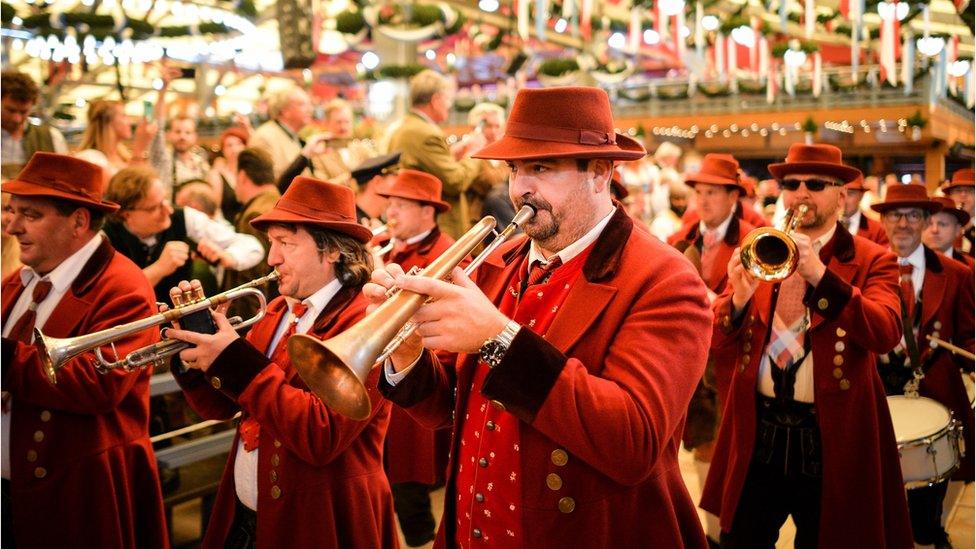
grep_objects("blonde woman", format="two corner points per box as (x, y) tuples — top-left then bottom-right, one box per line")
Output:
(74, 100), (156, 179)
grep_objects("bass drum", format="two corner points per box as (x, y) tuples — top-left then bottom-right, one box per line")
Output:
(887, 395), (962, 489)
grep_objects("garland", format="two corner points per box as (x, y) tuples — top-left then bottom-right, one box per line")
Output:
(538, 58), (579, 77)
(12, 5), (251, 41)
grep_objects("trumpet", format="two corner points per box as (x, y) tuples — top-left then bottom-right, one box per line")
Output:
(290, 205), (537, 420)
(35, 271), (279, 384)
(739, 204), (809, 282)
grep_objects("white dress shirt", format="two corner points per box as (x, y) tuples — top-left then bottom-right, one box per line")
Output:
(137, 207), (265, 271)
(844, 210), (862, 236)
(2, 234), (104, 479)
(234, 278), (343, 511)
(757, 225), (836, 403)
(698, 211), (735, 244)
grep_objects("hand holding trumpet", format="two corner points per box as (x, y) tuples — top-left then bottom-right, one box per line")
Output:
(162, 280), (239, 372)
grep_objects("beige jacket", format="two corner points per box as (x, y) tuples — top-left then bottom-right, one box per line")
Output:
(249, 120), (303, 180)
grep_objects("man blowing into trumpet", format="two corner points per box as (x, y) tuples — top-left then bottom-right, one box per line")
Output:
(0, 153), (167, 548)
(700, 143), (913, 548)
(163, 177), (398, 548)
(370, 86), (714, 547)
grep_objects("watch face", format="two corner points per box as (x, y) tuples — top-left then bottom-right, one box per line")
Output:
(480, 341), (505, 367)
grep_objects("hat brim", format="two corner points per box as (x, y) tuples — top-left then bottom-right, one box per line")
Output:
(685, 172), (742, 190)
(376, 190), (451, 213)
(869, 200), (942, 214)
(768, 162), (862, 184)
(471, 133), (646, 162)
(935, 208), (972, 226)
(1, 180), (120, 213)
(845, 182), (866, 191)
(250, 210), (374, 243)
(943, 182), (976, 192)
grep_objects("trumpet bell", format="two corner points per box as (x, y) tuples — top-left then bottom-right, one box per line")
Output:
(288, 333), (373, 421)
(739, 228), (799, 282)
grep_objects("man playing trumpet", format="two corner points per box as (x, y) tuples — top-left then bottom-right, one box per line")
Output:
(701, 144), (912, 547)
(1, 153), (167, 548)
(371, 87), (714, 547)
(164, 177), (398, 548)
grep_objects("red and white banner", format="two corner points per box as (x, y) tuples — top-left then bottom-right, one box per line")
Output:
(879, 1), (900, 85)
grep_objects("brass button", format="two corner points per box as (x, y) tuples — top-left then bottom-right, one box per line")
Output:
(550, 449), (568, 466)
(817, 298), (829, 310)
(546, 473), (563, 491)
(490, 400), (505, 411)
(745, 330), (754, 339)
(835, 341), (845, 353)
(33, 430), (44, 443)
(39, 410), (51, 422)
(738, 364), (746, 373)
(932, 331), (941, 340)
(722, 317), (731, 328)
(34, 467), (46, 479)
(743, 343), (752, 353)
(833, 368), (843, 379)
(271, 486), (281, 499)
(270, 470), (278, 483)
(840, 379), (851, 390)
(486, 421), (495, 431)
(741, 355), (750, 364)
(475, 493), (485, 502)
(833, 355), (844, 366)
(26, 450), (37, 462)
(478, 457), (488, 468)
(274, 440), (282, 448)
(271, 454), (280, 467)
(836, 327), (847, 337)
(934, 321), (943, 330)
(558, 496), (576, 514)
(472, 528), (483, 539)
(210, 377), (222, 389)
(748, 316), (755, 325)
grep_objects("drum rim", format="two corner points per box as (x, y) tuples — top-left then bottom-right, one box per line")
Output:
(887, 395), (954, 443)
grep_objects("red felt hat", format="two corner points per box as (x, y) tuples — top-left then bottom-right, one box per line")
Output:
(870, 184), (942, 214)
(943, 168), (975, 192)
(377, 169), (451, 212)
(932, 196), (971, 226)
(472, 87), (646, 162)
(845, 173), (866, 191)
(250, 176), (373, 242)
(685, 154), (743, 190)
(1, 152), (119, 213)
(768, 143), (862, 184)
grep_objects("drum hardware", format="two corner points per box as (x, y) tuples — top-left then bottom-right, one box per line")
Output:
(739, 204), (808, 282)
(887, 395), (963, 489)
(290, 205), (536, 420)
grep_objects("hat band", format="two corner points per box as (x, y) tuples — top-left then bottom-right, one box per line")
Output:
(275, 196), (356, 224)
(506, 121), (617, 146)
(30, 175), (100, 201)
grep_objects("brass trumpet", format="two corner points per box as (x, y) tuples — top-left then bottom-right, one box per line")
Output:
(35, 271), (279, 384)
(739, 204), (809, 282)
(290, 205), (537, 420)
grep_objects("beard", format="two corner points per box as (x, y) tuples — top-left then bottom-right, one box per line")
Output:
(515, 195), (559, 242)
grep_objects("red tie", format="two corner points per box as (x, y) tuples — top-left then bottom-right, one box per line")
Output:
(700, 230), (720, 278)
(239, 301), (309, 452)
(521, 256), (563, 295)
(7, 279), (54, 343)
(899, 264), (916, 321)
(776, 272), (808, 329)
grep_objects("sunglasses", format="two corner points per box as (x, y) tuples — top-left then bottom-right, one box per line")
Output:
(780, 178), (842, 192)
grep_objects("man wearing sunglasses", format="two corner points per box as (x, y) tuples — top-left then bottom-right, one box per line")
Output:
(873, 185), (974, 549)
(702, 143), (912, 548)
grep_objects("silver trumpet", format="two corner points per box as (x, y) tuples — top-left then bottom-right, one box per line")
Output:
(35, 271), (280, 384)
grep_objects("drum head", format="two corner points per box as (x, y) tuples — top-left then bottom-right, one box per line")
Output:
(886, 395), (951, 443)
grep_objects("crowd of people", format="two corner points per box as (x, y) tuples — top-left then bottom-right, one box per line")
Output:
(1, 65), (974, 549)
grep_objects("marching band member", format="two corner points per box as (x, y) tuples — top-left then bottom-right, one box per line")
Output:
(840, 174), (890, 246)
(372, 87), (713, 547)
(926, 196), (975, 271)
(873, 185), (974, 549)
(350, 152), (400, 228)
(376, 169), (457, 546)
(701, 144), (913, 548)
(667, 153), (756, 546)
(943, 168), (974, 257)
(164, 177), (397, 548)
(1, 153), (166, 548)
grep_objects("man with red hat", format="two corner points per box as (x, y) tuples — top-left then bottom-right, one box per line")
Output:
(943, 168), (975, 256)
(371, 86), (713, 547)
(163, 176), (398, 549)
(667, 153), (756, 546)
(702, 143), (912, 547)
(0, 152), (167, 548)
(873, 185), (974, 549)
(374, 168), (457, 546)
(840, 174), (889, 246)
(926, 196), (975, 271)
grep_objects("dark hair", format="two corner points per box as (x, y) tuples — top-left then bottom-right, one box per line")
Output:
(48, 197), (106, 232)
(269, 223), (373, 287)
(238, 148), (275, 185)
(1, 71), (40, 104)
(166, 115), (197, 132)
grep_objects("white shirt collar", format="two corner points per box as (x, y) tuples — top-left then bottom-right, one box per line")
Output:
(899, 243), (927, 272)
(698, 210), (735, 241)
(404, 228), (433, 246)
(943, 247), (955, 258)
(284, 278), (344, 323)
(527, 206), (616, 270)
(19, 234), (104, 293)
(844, 210), (862, 235)
(813, 223), (837, 252)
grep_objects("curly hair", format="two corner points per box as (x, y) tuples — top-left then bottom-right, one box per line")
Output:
(1, 71), (40, 104)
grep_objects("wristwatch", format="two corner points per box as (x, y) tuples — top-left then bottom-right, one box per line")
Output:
(479, 320), (521, 369)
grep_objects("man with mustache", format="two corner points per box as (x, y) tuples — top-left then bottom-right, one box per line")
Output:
(874, 185), (974, 549)
(369, 87), (713, 547)
(701, 144), (912, 547)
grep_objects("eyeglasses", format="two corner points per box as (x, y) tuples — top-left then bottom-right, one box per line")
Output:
(780, 178), (843, 192)
(883, 210), (926, 223)
(129, 199), (171, 214)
